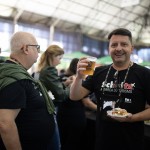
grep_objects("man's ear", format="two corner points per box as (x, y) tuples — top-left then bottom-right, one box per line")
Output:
(21, 45), (29, 54)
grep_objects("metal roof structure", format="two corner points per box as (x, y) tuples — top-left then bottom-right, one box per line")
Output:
(0, 0), (150, 46)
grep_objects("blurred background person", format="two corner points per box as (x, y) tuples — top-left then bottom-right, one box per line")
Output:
(37, 45), (70, 104)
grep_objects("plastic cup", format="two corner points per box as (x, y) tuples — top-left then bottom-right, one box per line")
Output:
(82, 56), (97, 75)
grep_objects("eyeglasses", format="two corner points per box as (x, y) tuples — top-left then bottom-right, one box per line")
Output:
(27, 44), (40, 53)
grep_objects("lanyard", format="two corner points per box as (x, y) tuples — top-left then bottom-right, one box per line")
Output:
(102, 62), (132, 97)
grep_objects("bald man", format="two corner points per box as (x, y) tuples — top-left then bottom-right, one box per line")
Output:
(0, 32), (56, 150)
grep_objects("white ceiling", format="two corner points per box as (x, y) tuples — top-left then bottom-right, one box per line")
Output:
(0, 0), (150, 46)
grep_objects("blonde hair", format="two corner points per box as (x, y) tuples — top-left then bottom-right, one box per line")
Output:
(37, 45), (64, 71)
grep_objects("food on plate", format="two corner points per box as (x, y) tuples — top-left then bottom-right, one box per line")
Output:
(144, 120), (150, 125)
(111, 108), (128, 116)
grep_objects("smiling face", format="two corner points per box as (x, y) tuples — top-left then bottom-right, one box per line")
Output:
(109, 35), (134, 67)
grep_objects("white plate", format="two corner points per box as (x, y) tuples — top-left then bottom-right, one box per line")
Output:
(144, 121), (150, 126)
(107, 110), (129, 118)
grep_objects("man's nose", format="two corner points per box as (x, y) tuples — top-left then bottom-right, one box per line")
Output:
(116, 44), (122, 50)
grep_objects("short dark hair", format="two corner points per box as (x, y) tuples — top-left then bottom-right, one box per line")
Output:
(108, 28), (132, 43)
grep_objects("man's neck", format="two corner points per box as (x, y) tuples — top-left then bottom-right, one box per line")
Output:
(9, 58), (20, 65)
(9, 57), (27, 70)
(112, 61), (133, 71)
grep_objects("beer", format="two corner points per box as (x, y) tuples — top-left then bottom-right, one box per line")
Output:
(82, 56), (97, 75)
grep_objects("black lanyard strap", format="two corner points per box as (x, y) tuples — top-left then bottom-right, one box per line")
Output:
(102, 62), (132, 96)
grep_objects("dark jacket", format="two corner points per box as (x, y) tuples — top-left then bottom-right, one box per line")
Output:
(39, 66), (69, 102)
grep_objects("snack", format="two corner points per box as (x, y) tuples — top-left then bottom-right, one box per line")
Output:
(144, 120), (150, 125)
(112, 108), (128, 116)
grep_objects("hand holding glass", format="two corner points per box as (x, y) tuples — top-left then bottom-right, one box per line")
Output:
(82, 56), (97, 75)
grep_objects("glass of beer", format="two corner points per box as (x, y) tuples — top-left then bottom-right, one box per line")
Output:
(82, 56), (97, 75)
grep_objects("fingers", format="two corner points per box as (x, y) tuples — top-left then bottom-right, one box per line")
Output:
(109, 113), (132, 122)
(77, 57), (89, 71)
(75, 57), (90, 79)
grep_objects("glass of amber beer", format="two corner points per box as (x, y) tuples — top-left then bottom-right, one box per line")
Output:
(82, 56), (97, 75)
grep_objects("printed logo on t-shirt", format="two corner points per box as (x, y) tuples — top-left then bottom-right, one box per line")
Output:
(101, 81), (135, 94)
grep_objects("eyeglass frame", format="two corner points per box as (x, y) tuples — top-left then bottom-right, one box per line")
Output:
(26, 44), (40, 53)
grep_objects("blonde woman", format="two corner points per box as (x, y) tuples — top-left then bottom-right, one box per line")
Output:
(37, 45), (70, 102)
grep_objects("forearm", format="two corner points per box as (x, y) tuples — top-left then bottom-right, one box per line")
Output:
(84, 100), (97, 111)
(131, 108), (150, 122)
(70, 77), (84, 100)
(82, 97), (97, 111)
(0, 122), (22, 150)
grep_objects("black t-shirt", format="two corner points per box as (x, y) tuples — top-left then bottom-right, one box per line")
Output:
(0, 79), (55, 149)
(82, 63), (150, 150)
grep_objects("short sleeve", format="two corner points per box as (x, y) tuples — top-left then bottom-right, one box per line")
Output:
(0, 81), (26, 109)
